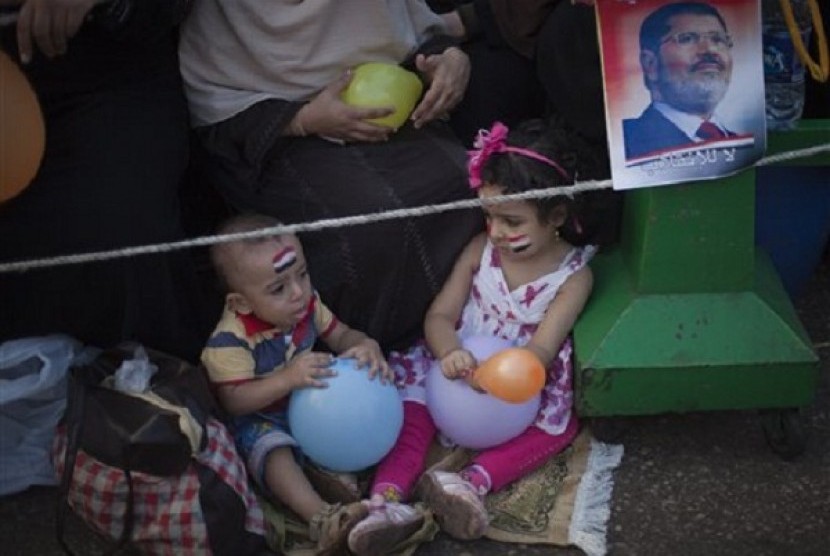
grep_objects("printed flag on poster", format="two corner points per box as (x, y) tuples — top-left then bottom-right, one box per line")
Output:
(597, 0), (767, 190)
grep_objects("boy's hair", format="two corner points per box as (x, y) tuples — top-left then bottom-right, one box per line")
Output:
(210, 213), (286, 292)
(478, 118), (613, 247)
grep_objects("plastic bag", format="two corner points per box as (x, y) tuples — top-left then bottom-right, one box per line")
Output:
(0, 335), (83, 495)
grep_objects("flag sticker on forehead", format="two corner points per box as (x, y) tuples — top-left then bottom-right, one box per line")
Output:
(272, 246), (297, 273)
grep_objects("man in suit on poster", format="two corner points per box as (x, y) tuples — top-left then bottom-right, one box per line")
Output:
(623, 1), (742, 161)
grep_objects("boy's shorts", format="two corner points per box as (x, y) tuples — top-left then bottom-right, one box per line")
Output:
(232, 411), (298, 489)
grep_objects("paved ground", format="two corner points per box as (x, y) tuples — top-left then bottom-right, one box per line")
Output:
(2, 253), (828, 556)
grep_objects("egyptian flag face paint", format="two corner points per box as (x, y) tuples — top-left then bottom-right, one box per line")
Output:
(272, 246), (297, 273)
(507, 234), (531, 253)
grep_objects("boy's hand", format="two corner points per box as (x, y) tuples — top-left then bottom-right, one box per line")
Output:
(341, 338), (393, 383)
(285, 351), (336, 389)
(439, 348), (476, 380)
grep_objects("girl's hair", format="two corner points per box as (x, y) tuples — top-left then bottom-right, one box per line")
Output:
(477, 118), (615, 247)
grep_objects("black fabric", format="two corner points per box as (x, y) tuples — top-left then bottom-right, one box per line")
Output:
(535, 2), (607, 142)
(56, 344), (264, 556)
(450, 37), (547, 145)
(195, 101), (483, 351)
(195, 464), (267, 556)
(68, 344), (215, 476)
(0, 11), (215, 362)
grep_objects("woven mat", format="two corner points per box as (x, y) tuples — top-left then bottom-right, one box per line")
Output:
(262, 428), (623, 556)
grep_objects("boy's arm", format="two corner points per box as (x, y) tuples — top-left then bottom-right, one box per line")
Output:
(216, 351), (336, 416)
(216, 372), (295, 416)
(323, 322), (370, 354)
(524, 265), (593, 367)
(424, 233), (487, 359)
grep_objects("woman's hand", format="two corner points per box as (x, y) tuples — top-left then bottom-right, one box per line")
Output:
(439, 348), (476, 380)
(410, 46), (470, 128)
(341, 338), (393, 383)
(13, 0), (102, 64)
(284, 351), (337, 389)
(290, 70), (396, 143)
(440, 11), (466, 38)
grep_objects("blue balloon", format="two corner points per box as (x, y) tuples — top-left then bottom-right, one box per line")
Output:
(288, 357), (404, 472)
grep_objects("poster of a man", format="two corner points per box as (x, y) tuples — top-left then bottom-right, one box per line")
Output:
(598, 0), (766, 190)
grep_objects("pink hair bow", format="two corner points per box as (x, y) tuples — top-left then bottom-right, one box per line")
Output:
(467, 121), (570, 189)
(467, 122), (510, 189)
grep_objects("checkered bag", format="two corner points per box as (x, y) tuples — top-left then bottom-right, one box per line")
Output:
(54, 344), (266, 555)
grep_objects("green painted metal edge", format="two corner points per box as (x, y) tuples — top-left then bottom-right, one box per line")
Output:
(573, 251), (819, 416)
(621, 173), (755, 293)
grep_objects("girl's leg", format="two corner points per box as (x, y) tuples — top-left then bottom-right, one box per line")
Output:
(370, 401), (437, 501)
(470, 414), (580, 493)
(348, 401), (435, 555)
(421, 415), (579, 540)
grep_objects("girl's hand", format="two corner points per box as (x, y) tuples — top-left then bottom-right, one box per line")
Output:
(14, 0), (101, 64)
(291, 71), (395, 142)
(410, 47), (470, 128)
(341, 339), (393, 383)
(439, 348), (476, 380)
(284, 351), (337, 389)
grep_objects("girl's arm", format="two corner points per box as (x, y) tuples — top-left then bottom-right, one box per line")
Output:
(524, 265), (593, 367)
(424, 233), (487, 359)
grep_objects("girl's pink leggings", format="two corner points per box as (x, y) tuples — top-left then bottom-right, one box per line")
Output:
(372, 400), (579, 499)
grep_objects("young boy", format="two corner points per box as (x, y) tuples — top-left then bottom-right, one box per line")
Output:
(201, 213), (393, 554)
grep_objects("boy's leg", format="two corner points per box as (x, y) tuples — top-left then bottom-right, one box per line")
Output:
(263, 447), (367, 553)
(264, 446), (325, 521)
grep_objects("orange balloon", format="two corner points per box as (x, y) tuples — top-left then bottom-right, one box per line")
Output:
(474, 348), (546, 404)
(1, 50), (45, 203)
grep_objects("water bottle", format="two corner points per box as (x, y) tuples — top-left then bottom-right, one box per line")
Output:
(762, 0), (813, 130)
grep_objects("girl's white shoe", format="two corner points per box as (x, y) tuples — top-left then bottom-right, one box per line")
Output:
(347, 495), (425, 556)
(420, 470), (489, 540)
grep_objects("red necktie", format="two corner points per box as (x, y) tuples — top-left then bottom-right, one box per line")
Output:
(696, 121), (726, 140)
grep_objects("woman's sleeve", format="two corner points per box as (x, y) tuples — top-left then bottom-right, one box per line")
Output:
(487, 0), (560, 58)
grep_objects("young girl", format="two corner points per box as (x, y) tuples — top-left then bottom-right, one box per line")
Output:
(348, 120), (605, 555)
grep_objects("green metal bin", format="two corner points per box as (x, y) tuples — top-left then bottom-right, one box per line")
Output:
(573, 120), (829, 457)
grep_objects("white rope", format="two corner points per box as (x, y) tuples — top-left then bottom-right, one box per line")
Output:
(1, 143), (827, 274)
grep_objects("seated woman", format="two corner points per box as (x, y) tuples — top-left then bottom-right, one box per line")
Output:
(178, 0), (483, 351)
(0, 0), (212, 361)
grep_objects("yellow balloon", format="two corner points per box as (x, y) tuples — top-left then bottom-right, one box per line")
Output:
(475, 348), (546, 404)
(1, 50), (45, 203)
(340, 62), (423, 130)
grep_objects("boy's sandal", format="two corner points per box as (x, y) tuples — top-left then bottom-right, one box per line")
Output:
(309, 501), (368, 555)
(420, 470), (489, 540)
(305, 464), (362, 504)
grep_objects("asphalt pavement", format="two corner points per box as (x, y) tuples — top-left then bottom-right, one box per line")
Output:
(2, 253), (828, 556)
